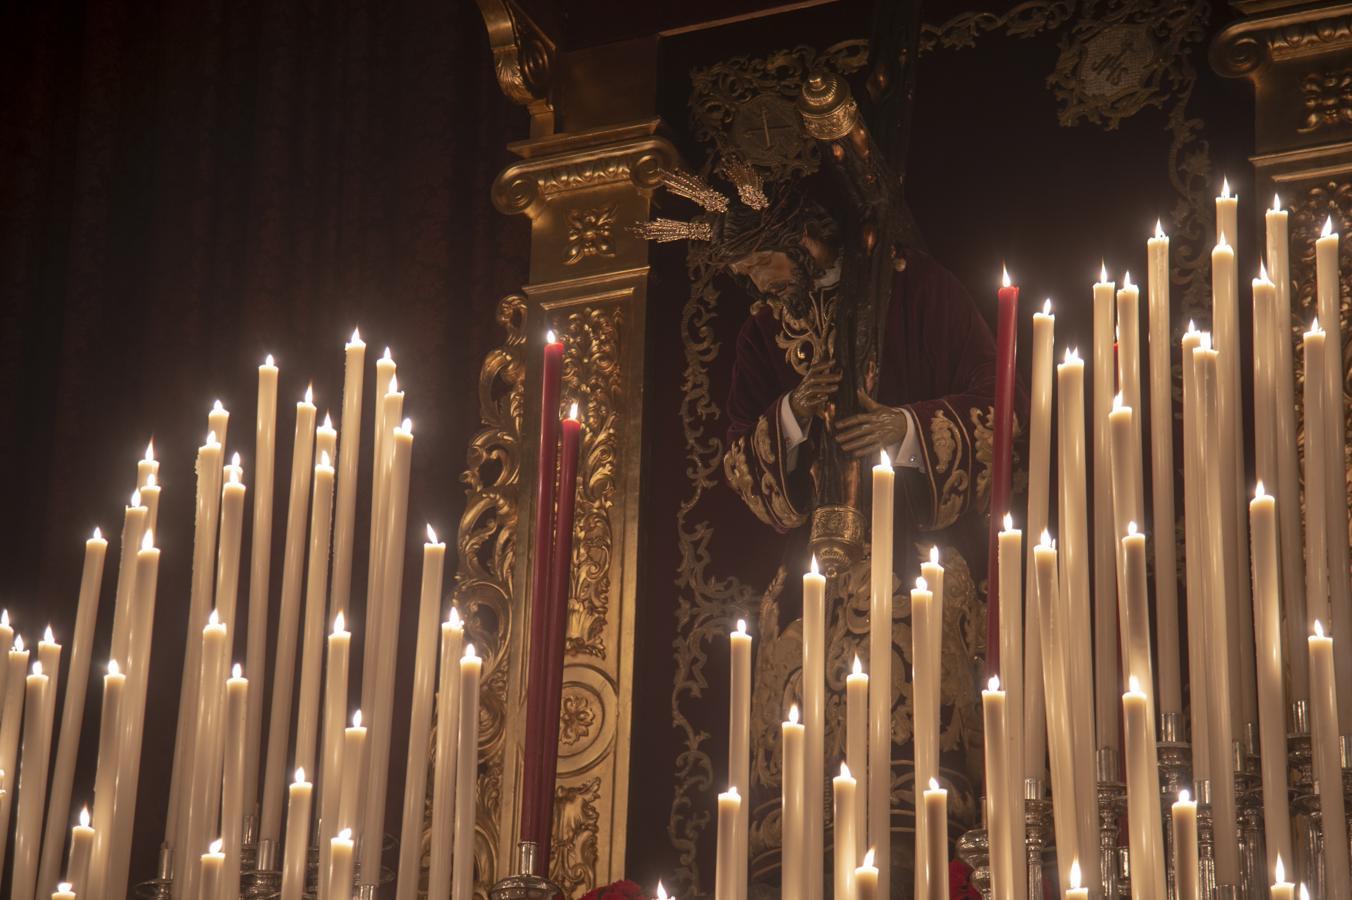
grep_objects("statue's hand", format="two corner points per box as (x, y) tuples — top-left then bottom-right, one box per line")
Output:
(836, 389), (908, 458)
(788, 361), (842, 428)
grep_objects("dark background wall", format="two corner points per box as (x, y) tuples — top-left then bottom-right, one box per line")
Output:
(0, 0), (528, 884)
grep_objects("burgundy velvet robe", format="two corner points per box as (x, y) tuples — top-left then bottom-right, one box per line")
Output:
(723, 248), (1008, 585)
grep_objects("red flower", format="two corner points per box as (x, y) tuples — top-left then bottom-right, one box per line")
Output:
(950, 859), (981, 899)
(580, 879), (647, 900)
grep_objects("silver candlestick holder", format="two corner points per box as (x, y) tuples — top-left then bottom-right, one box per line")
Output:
(1289, 700), (1319, 891)
(1097, 748), (1126, 900)
(1157, 713), (1190, 900)
(956, 825), (991, 899)
(1234, 731), (1265, 900)
(1024, 778), (1051, 900)
(489, 841), (563, 900)
(132, 846), (175, 900)
(243, 838), (280, 899)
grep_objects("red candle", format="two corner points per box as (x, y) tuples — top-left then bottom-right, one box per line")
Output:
(987, 266), (1019, 675)
(522, 404), (582, 867)
(520, 332), (564, 850)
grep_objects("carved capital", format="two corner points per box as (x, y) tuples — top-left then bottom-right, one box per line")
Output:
(1212, 2), (1352, 78)
(476, 0), (556, 135)
(491, 126), (678, 218)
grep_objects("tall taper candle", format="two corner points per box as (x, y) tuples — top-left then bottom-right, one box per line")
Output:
(396, 526), (447, 900)
(245, 354), (278, 821)
(1252, 270), (1279, 505)
(318, 613), (350, 897)
(38, 529), (107, 899)
(330, 330), (366, 622)
(846, 656), (867, 855)
(13, 661), (53, 900)
(1035, 537), (1078, 890)
(855, 849), (878, 900)
(281, 769), (312, 900)
(988, 266), (1019, 678)
(294, 448), (335, 776)
(922, 780), (948, 900)
(107, 494), (147, 670)
(178, 610), (229, 900)
(1181, 327), (1211, 783)
(1271, 857), (1294, 900)
(1147, 224), (1183, 715)
(216, 457), (247, 638)
(1123, 676), (1165, 898)
(982, 676), (1012, 900)
(1303, 322), (1331, 630)
(1315, 217), (1352, 731)
(716, 788), (741, 900)
(428, 612), (464, 900)
(912, 572), (939, 900)
(221, 665), (248, 900)
(451, 645), (482, 900)
(996, 516), (1025, 898)
(1172, 790), (1198, 900)
(833, 763), (857, 900)
(1065, 860), (1088, 900)
(66, 808), (93, 895)
(1266, 197), (1307, 703)
(869, 453), (894, 900)
(362, 354), (396, 720)
(86, 660), (122, 900)
(200, 840), (225, 900)
(338, 712), (366, 842)
(261, 390), (317, 845)
(802, 560), (824, 900)
(1308, 620), (1350, 887)
(327, 828), (354, 900)
(781, 707), (804, 900)
(1092, 268), (1121, 758)
(1024, 300), (1054, 779)
(1216, 177), (1237, 246)
(1120, 523), (1155, 729)
(1249, 485), (1293, 873)
(729, 618), (752, 900)
(137, 439), (158, 488)
(0, 637), (30, 867)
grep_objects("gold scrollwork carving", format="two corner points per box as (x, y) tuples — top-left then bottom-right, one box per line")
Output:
(1213, 10), (1352, 78)
(564, 206), (618, 265)
(474, 0), (555, 134)
(1299, 68), (1352, 133)
(492, 139), (677, 218)
(917, 1), (1073, 53)
(550, 777), (603, 896)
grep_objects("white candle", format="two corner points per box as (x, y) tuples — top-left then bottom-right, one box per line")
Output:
(1271, 857), (1294, 900)
(107, 495), (147, 669)
(1213, 234), (1258, 732)
(1120, 524), (1155, 726)
(781, 708), (804, 900)
(87, 661), (123, 900)
(845, 656), (867, 853)
(1180, 328), (1212, 783)
(168, 425), (225, 847)
(1316, 217), (1352, 732)
(327, 828), (354, 900)
(1146, 225), (1183, 716)
(912, 573), (938, 900)
(361, 419), (414, 884)
(178, 610), (230, 900)
(1122, 676), (1165, 897)
(215, 458), (247, 640)
(429, 612), (464, 900)
(338, 712), (366, 842)
(1038, 543), (1078, 887)
(66, 808), (93, 894)
(922, 779), (948, 900)
(1253, 270), (1279, 503)
(331, 329), (366, 622)
(38, 529), (107, 899)
(868, 451), (894, 900)
(728, 618), (752, 900)
(281, 769), (312, 900)
(318, 613), (350, 897)
(1172, 790), (1198, 900)
(1024, 300), (1054, 780)
(396, 527), (448, 900)
(261, 389), (317, 846)
(832, 764), (856, 900)
(1266, 197), (1307, 703)
(1195, 342), (1241, 884)
(854, 848), (879, 900)
(1303, 324), (1331, 629)
(136, 439), (158, 488)
(0, 638), (30, 870)
(1308, 620), (1350, 887)
(996, 516), (1024, 898)
(451, 644), (482, 900)
(200, 838), (225, 900)
(221, 666), (248, 900)
(715, 788), (741, 900)
(51, 884), (74, 900)
(294, 448), (335, 776)
(981, 676), (1012, 900)
(361, 374), (404, 722)
(1092, 268), (1121, 758)
(1216, 176), (1237, 245)
(245, 353), (278, 821)
(1056, 349), (1099, 869)
(13, 661), (53, 900)
(802, 560), (823, 900)
(1249, 485), (1293, 873)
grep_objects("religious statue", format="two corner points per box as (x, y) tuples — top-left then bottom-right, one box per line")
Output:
(635, 10), (1022, 893)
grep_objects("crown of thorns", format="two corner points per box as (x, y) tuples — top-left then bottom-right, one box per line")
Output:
(630, 161), (836, 267)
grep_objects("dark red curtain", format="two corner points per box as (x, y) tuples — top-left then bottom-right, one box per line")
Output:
(0, 0), (526, 883)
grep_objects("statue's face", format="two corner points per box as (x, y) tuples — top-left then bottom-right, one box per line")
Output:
(728, 249), (801, 299)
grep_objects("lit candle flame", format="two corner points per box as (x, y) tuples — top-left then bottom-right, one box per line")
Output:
(1273, 194), (1282, 213)
(1041, 298), (1052, 316)
(1122, 270), (1133, 289)
(146, 473), (156, 487)
(1276, 855), (1286, 884)
(1301, 885), (1311, 900)
(1221, 177), (1233, 198)
(1040, 529), (1053, 547)
(569, 401), (579, 420)
(210, 838), (223, 854)
(1315, 619), (1326, 638)
(655, 882), (668, 900)
(389, 373), (399, 394)
(58, 885), (71, 895)
(448, 608), (462, 628)
(1127, 520), (1138, 537)
(427, 524), (438, 544)
(130, 489), (141, 508)
(13, 635), (23, 652)
(1155, 220), (1165, 239)
(323, 412), (333, 431)
(1179, 788), (1190, 803)
(338, 828), (352, 842)
(1, 611), (8, 628)
(333, 611), (346, 634)
(79, 807), (90, 827)
(1069, 860), (1082, 890)
(1001, 264), (1011, 288)
(401, 417), (413, 433)
(1003, 512), (1013, 531)
(928, 777), (940, 791)
(547, 330), (557, 344)
(208, 608), (220, 627)
(319, 450), (331, 468)
(930, 546), (940, 566)
(1064, 347), (1080, 364)
(232, 663), (242, 679)
(862, 848), (875, 868)
(1113, 392), (1124, 410)
(735, 619), (747, 635)
(92, 526), (103, 541)
(213, 399), (224, 413)
(788, 704), (799, 725)
(879, 448), (892, 469)
(463, 643), (478, 660)
(383, 347), (392, 361)
(43, 625), (54, 644)
(841, 762), (852, 778)
(986, 675), (1000, 692)
(915, 576), (928, 592)
(1324, 216), (1336, 238)
(265, 353), (275, 367)
(295, 767), (306, 784)
(350, 327), (362, 344)
(1218, 232), (1230, 249)
(810, 556), (819, 576)
(142, 529), (154, 551)
(33, 661), (43, 676)
(1256, 481), (1266, 499)
(108, 659), (120, 676)
(852, 655), (863, 676)
(1311, 317), (1322, 334)
(304, 385), (313, 405)
(1200, 332), (1213, 351)
(1099, 261), (1109, 284)
(352, 710), (362, 728)
(1129, 674), (1142, 693)
(145, 440), (155, 461)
